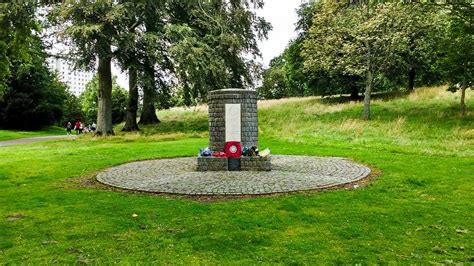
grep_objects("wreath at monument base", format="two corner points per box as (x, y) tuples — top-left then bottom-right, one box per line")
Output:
(198, 142), (271, 172)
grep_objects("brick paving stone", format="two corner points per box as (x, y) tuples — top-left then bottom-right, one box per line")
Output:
(96, 155), (371, 195)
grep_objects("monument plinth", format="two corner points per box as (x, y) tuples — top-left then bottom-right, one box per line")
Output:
(208, 89), (258, 151)
(197, 88), (271, 171)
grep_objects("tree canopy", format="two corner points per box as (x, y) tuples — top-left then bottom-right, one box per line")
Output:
(260, 1), (471, 118)
(439, 2), (473, 116)
(48, 0), (271, 133)
(0, 1), (68, 130)
(80, 75), (128, 125)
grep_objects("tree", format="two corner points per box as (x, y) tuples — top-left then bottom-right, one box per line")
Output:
(137, 3), (166, 125)
(114, 1), (144, 131)
(282, 40), (308, 97)
(111, 84), (128, 124)
(62, 92), (84, 125)
(115, 0), (271, 125)
(0, 39), (68, 130)
(386, 3), (444, 92)
(439, 2), (473, 116)
(51, 0), (270, 132)
(0, 1), (68, 130)
(0, 1), (39, 100)
(303, 1), (405, 120)
(258, 55), (288, 99)
(152, 1), (271, 106)
(260, 1), (366, 100)
(49, 0), (127, 135)
(79, 75), (128, 125)
(122, 67), (140, 131)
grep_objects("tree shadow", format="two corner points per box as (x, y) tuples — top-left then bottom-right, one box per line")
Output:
(319, 90), (411, 105)
(139, 116), (209, 135)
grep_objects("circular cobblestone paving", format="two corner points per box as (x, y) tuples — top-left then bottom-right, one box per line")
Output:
(96, 155), (371, 195)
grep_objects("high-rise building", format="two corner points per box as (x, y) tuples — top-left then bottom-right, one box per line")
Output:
(46, 56), (95, 96)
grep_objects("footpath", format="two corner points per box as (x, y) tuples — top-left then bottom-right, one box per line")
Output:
(0, 135), (77, 147)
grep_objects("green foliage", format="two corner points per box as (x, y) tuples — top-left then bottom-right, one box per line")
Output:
(79, 82), (98, 126)
(79, 75), (128, 125)
(0, 16), (68, 130)
(49, 0), (129, 134)
(113, 0), (271, 108)
(0, 1), (40, 99)
(0, 63), (67, 130)
(382, 3), (445, 90)
(259, 40), (309, 99)
(111, 84), (128, 124)
(261, 2), (455, 104)
(304, 2), (402, 81)
(258, 37), (362, 100)
(49, 0), (126, 70)
(258, 55), (288, 99)
(259, 2), (367, 100)
(62, 92), (83, 125)
(439, 4), (473, 92)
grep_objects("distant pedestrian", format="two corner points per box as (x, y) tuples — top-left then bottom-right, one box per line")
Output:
(66, 122), (73, 135)
(75, 120), (82, 135)
(79, 121), (83, 134)
(91, 122), (96, 132)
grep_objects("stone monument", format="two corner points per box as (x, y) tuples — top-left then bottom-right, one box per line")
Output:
(197, 88), (271, 171)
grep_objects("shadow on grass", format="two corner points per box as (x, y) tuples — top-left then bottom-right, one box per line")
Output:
(141, 117), (208, 135)
(113, 116), (208, 137)
(304, 89), (472, 126)
(318, 90), (412, 105)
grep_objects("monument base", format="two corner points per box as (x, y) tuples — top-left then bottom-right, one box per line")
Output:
(197, 156), (271, 172)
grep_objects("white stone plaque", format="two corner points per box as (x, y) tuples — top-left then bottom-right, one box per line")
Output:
(225, 104), (241, 142)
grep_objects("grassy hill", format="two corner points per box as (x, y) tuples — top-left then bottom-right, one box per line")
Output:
(0, 86), (472, 264)
(112, 85), (472, 157)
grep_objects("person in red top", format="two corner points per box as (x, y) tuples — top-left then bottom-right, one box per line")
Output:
(75, 120), (82, 135)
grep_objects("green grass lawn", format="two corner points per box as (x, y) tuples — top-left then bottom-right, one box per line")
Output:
(0, 126), (66, 141)
(0, 86), (472, 264)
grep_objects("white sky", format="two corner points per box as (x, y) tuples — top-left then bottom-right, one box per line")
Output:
(256, 1), (301, 67)
(114, 1), (303, 89)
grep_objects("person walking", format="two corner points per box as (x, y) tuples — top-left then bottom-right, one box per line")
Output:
(75, 120), (81, 135)
(66, 122), (73, 135)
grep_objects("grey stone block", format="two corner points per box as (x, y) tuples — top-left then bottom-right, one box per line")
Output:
(197, 156), (271, 172)
(208, 89), (259, 152)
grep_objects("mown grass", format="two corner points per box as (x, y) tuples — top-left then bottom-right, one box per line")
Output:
(0, 126), (65, 141)
(0, 86), (472, 264)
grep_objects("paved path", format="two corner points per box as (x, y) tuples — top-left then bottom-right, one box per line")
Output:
(0, 135), (77, 147)
(97, 155), (371, 195)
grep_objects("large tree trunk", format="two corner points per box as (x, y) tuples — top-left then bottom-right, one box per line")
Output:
(138, 19), (160, 125)
(139, 60), (160, 124)
(461, 86), (467, 116)
(407, 66), (416, 92)
(139, 86), (160, 124)
(95, 55), (114, 136)
(363, 40), (373, 121)
(363, 70), (373, 120)
(122, 68), (140, 131)
(461, 71), (467, 116)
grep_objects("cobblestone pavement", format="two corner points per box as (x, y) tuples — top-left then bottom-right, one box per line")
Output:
(96, 155), (371, 195)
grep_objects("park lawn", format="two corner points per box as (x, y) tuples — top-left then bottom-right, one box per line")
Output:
(0, 86), (473, 264)
(0, 126), (66, 141)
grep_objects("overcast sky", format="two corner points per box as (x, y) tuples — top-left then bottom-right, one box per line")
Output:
(256, 1), (301, 67)
(113, 1), (302, 89)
